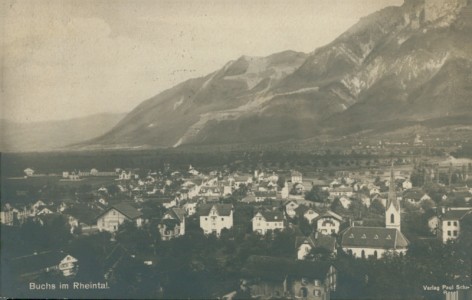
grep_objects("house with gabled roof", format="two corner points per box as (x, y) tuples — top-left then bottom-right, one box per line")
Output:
(97, 203), (143, 233)
(64, 204), (101, 234)
(199, 204), (233, 237)
(252, 210), (285, 235)
(295, 205), (320, 224)
(403, 189), (431, 206)
(24, 168), (35, 177)
(285, 200), (299, 219)
(315, 210), (343, 235)
(158, 208), (186, 240)
(295, 232), (337, 260)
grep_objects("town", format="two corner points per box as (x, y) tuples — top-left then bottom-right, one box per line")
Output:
(1, 150), (471, 300)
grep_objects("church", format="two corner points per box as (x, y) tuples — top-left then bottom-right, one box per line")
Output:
(340, 165), (409, 259)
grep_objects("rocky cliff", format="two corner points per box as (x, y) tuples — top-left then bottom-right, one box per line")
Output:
(81, 0), (472, 149)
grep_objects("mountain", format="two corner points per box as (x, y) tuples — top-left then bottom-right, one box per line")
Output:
(83, 0), (472, 149)
(1, 113), (126, 152)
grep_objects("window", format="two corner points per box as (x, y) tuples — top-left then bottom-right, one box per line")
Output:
(453, 230), (458, 237)
(374, 251), (378, 258)
(299, 287), (308, 298)
(448, 221), (451, 226)
(313, 289), (321, 296)
(221, 218), (224, 221)
(331, 229), (335, 234)
(361, 250), (366, 259)
(453, 221), (457, 226)
(390, 213), (395, 224)
(314, 280), (320, 286)
(205, 218), (208, 221)
(447, 230), (451, 236)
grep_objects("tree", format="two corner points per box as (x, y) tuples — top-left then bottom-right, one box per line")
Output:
(370, 200), (385, 215)
(298, 217), (313, 236)
(305, 186), (328, 203)
(277, 175), (286, 189)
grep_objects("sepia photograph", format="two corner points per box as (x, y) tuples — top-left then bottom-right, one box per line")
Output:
(1, 0), (472, 299)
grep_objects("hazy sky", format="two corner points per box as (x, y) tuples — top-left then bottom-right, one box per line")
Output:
(1, 0), (403, 123)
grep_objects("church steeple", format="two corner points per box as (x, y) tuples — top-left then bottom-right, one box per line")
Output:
(386, 162), (401, 231)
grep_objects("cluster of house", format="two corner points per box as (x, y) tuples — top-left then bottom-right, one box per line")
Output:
(3, 164), (472, 292)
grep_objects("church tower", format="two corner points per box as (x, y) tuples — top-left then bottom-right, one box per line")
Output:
(385, 163), (401, 231)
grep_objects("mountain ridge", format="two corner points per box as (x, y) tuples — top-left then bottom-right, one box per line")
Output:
(79, 0), (472, 150)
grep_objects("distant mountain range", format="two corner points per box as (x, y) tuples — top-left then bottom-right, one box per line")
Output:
(1, 113), (125, 152)
(7, 0), (472, 152)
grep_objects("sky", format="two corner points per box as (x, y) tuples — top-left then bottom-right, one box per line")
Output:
(1, 0), (403, 123)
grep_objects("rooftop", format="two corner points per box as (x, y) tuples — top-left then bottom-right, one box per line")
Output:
(341, 226), (409, 249)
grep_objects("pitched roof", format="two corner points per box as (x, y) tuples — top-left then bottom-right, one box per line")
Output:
(242, 255), (331, 281)
(108, 203), (143, 220)
(313, 233), (337, 252)
(295, 233), (336, 253)
(198, 204), (233, 216)
(64, 204), (101, 225)
(442, 209), (472, 221)
(255, 210), (284, 222)
(402, 189), (425, 200)
(317, 210), (343, 221)
(341, 227), (409, 249)
(166, 208), (185, 222)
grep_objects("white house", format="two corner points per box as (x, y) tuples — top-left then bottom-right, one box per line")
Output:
(280, 182), (289, 199)
(402, 179), (413, 190)
(303, 208), (319, 224)
(24, 168), (35, 177)
(158, 208), (186, 241)
(291, 171), (302, 184)
(296, 232), (337, 260)
(199, 204), (233, 237)
(285, 201), (299, 219)
(97, 203), (143, 233)
(59, 255), (79, 277)
(183, 201), (198, 216)
(339, 196), (352, 209)
(117, 170), (132, 181)
(316, 211), (343, 235)
(428, 215), (440, 235)
(439, 208), (472, 243)
(252, 210), (285, 235)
